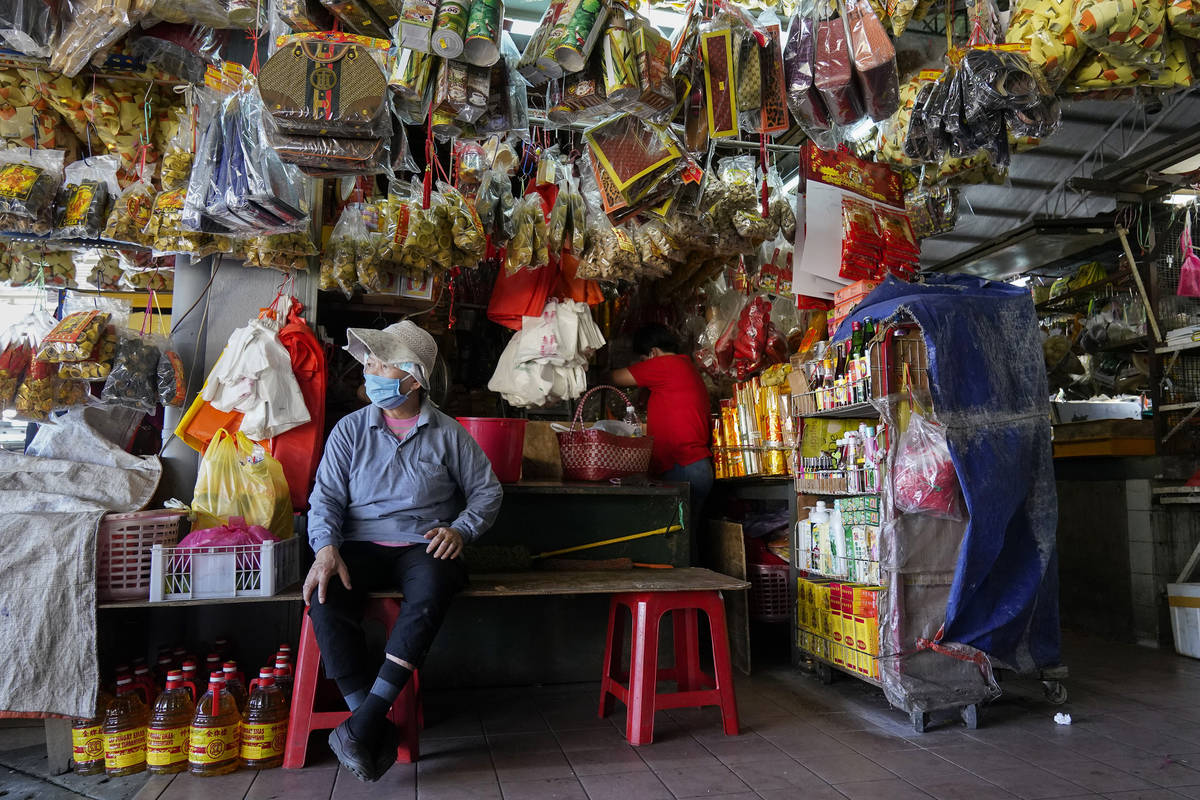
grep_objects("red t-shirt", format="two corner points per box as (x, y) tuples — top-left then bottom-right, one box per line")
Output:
(628, 354), (712, 475)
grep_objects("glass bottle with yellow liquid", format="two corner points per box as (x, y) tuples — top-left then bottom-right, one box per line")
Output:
(71, 688), (113, 775)
(189, 671), (241, 776)
(222, 662), (249, 714)
(102, 676), (149, 777)
(240, 667), (289, 769)
(146, 670), (195, 775)
(273, 652), (293, 703)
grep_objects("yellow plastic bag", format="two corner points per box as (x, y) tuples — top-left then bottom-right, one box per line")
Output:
(192, 429), (294, 539)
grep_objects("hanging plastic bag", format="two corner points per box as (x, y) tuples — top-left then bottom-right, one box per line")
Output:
(892, 409), (964, 520)
(0, 312), (53, 408)
(54, 154), (120, 240)
(0, 147), (65, 235)
(191, 428), (295, 539)
(814, 18), (863, 126)
(1179, 213), (1200, 297)
(845, 0), (900, 122)
(101, 327), (166, 414)
(319, 202), (373, 298)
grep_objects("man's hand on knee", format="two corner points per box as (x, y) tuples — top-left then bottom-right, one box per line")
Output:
(423, 527), (464, 559)
(304, 545), (352, 605)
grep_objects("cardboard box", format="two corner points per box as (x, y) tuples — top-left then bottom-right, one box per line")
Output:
(856, 616), (879, 655)
(834, 279), (882, 306)
(832, 643), (846, 667)
(522, 421), (563, 480)
(852, 586), (881, 618)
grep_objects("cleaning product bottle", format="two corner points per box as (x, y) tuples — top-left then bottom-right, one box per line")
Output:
(146, 670), (195, 775)
(809, 501), (829, 575)
(189, 672), (241, 776)
(273, 653), (293, 703)
(222, 662), (249, 714)
(102, 676), (149, 777)
(71, 688), (113, 775)
(240, 667), (289, 769)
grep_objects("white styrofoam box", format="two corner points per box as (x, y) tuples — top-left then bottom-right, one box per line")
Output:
(149, 536), (301, 602)
(1168, 583), (1200, 659)
(1052, 399), (1143, 423)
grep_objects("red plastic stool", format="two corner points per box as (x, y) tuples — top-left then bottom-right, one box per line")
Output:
(598, 590), (739, 745)
(284, 598), (421, 769)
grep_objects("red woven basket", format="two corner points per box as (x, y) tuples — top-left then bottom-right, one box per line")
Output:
(557, 386), (654, 482)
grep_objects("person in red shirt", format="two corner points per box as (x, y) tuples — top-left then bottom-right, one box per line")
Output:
(611, 323), (714, 522)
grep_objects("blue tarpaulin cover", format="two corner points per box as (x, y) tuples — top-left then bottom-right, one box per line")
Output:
(837, 274), (1061, 674)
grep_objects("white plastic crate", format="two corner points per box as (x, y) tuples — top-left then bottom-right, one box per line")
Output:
(149, 536), (301, 602)
(1168, 583), (1200, 659)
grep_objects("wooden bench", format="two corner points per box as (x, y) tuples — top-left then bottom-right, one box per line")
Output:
(53, 568), (749, 773)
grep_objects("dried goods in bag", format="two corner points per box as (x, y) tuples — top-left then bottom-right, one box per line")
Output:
(845, 0), (900, 121)
(104, 180), (158, 246)
(0, 148), (65, 235)
(54, 154), (120, 240)
(505, 195), (550, 275)
(101, 329), (165, 414)
(58, 325), (117, 381)
(319, 203), (374, 297)
(36, 311), (111, 364)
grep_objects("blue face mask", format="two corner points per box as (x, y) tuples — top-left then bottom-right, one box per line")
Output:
(364, 373), (411, 410)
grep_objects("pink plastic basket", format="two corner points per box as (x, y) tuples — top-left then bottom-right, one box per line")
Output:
(748, 562), (791, 622)
(97, 510), (188, 602)
(557, 386), (653, 482)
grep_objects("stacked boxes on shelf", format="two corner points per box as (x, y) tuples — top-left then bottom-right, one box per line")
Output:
(797, 579), (882, 680)
(794, 495), (881, 584)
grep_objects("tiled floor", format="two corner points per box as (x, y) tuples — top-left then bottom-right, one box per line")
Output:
(6, 631), (1200, 800)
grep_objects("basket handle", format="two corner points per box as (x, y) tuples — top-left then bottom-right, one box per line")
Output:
(572, 385), (638, 433)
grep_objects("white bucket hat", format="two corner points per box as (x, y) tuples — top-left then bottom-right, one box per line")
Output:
(345, 320), (438, 388)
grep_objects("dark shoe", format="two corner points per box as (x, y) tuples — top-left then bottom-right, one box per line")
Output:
(372, 720), (401, 778)
(329, 720), (382, 782)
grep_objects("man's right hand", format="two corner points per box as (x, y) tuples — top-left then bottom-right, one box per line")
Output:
(303, 545), (352, 605)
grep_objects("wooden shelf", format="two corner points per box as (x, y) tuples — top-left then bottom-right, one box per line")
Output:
(1035, 270), (1131, 312)
(1157, 337), (1200, 355)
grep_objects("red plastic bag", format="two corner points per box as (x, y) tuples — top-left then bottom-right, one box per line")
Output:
(1179, 215), (1200, 298)
(892, 410), (964, 519)
(178, 517), (278, 549)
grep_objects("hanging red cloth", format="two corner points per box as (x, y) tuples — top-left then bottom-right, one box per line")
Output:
(487, 186), (560, 330)
(268, 300), (326, 511)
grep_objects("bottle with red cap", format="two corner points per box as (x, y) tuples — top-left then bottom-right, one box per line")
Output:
(272, 652), (293, 703)
(146, 670), (195, 774)
(170, 646), (186, 669)
(240, 667), (288, 769)
(154, 653), (175, 688)
(102, 675), (149, 777)
(204, 652), (221, 677)
(189, 672), (241, 776)
(180, 658), (199, 693)
(222, 662), (249, 714)
(213, 637), (232, 663)
(131, 663), (157, 702)
(71, 688), (113, 775)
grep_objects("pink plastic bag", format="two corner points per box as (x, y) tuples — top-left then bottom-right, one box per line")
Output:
(892, 410), (964, 520)
(178, 516), (277, 549)
(1178, 215), (1200, 298)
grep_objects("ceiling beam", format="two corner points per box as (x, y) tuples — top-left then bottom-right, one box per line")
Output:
(961, 205), (1031, 220)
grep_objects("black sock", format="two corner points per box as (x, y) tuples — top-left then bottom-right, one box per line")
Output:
(335, 675), (370, 712)
(346, 658), (411, 744)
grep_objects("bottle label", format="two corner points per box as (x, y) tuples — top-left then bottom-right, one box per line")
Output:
(189, 724), (240, 765)
(240, 721), (287, 760)
(72, 724), (103, 764)
(103, 727), (147, 770)
(146, 727), (190, 766)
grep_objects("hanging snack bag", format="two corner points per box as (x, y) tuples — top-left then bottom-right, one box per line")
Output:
(320, 202), (372, 297)
(157, 346), (186, 407)
(814, 18), (864, 125)
(104, 179), (158, 246)
(58, 324), (117, 381)
(101, 328), (165, 414)
(54, 154), (120, 240)
(845, 0), (900, 121)
(36, 311), (111, 364)
(0, 147), (65, 235)
(505, 194), (550, 274)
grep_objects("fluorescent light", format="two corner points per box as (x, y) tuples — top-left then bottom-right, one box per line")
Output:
(1010, 276), (1030, 287)
(845, 118), (876, 142)
(1166, 191), (1199, 206)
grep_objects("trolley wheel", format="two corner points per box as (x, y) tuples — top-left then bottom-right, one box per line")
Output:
(816, 663), (834, 685)
(1043, 681), (1068, 705)
(962, 703), (980, 730)
(910, 709), (929, 734)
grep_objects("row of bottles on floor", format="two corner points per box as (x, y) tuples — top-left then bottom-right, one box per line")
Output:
(72, 644), (293, 777)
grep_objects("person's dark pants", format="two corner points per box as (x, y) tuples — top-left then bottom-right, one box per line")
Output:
(307, 541), (468, 682)
(664, 458), (715, 564)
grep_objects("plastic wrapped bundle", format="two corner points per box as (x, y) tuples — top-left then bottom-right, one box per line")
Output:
(0, 148), (65, 236)
(814, 19), (864, 125)
(958, 48), (1061, 139)
(1064, 34), (1193, 89)
(845, 0), (900, 121)
(1005, 0), (1085, 88)
(1168, 0), (1200, 36)
(1073, 0), (1168, 69)
(784, 14), (835, 148)
(0, 0), (57, 57)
